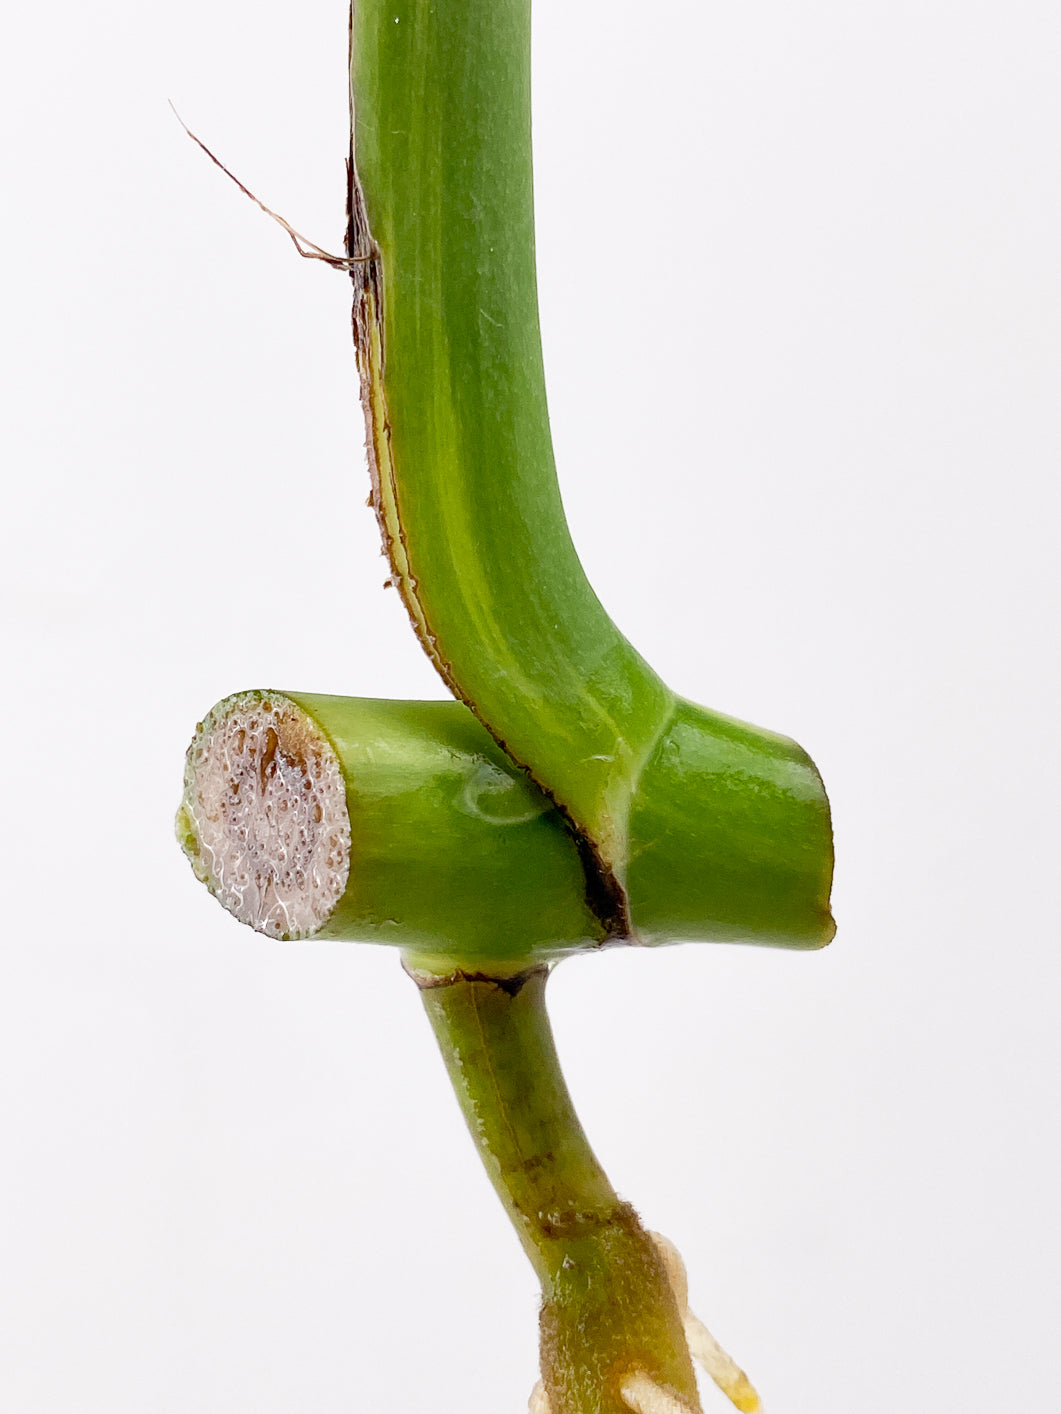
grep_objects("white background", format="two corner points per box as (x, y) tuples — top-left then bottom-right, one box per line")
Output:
(2, 1), (1059, 1410)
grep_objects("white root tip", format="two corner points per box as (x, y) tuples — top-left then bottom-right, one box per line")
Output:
(684, 1315), (761, 1414)
(620, 1369), (699, 1414)
(528, 1378), (552, 1414)
(178, 691), (351, 940)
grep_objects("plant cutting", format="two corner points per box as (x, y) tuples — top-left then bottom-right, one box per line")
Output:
(177, 3), (835, 1411)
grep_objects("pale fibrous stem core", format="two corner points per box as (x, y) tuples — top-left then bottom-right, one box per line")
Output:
(177, 692), (351, 940)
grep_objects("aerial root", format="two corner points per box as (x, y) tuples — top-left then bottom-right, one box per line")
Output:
(619, 1369), (700, 1414)
(650, 1233), (762, 1414)
(528, 1372), (697, 1414)
(169, 101), (376, 271)
(528, 1379), (550, 1413)
(526, 1235), (761, 1414)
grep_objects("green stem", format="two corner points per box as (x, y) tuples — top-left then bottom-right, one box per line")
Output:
(347, 0), (670, 926)
(347, 0), (835, 948)
(412, 964), (702, 1414)
(179, 689), (832, 960)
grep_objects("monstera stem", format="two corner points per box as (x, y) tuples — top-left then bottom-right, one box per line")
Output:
(346, 0), (834, 953)
(411, 964), (703, 1414)
(177, 1), (833, 1408)
(346, 0), (672, 932)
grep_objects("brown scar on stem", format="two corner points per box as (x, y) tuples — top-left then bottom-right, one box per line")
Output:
(402, 961), (549, 996)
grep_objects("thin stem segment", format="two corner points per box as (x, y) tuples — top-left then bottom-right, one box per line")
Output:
(410, 964), (703, 1414)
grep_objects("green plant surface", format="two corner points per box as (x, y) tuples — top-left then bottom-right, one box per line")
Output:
(179, 690), (830, 964)
(347, 0), (833, 947)
(414, 966), (703, 1414)
(348, 0), (666, 929)
(178, 689), (604, 965)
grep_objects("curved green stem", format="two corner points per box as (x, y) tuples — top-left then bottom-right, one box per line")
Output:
(411, 964), (702, 1414)
(347, 0), (670, 929)
(346, 0), (834, 947)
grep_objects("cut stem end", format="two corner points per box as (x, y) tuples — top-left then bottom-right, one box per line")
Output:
(177, 691), (351, 940)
